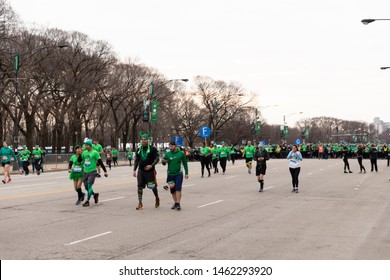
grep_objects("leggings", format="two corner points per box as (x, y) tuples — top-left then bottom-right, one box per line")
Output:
(200, 157), (211, 176)
(289, 167), (300, 189)
(357, 157), (365, 172)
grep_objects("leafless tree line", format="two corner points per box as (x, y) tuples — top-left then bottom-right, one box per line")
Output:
(1, 1), (377, 152)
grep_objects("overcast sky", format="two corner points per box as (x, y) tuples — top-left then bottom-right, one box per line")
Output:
(8, 0), (390, 126)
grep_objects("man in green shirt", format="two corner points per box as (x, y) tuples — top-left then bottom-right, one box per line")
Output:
(243, 140), (256, 174)
(82, 138), (108, 207)
(162, 141), (189, 211)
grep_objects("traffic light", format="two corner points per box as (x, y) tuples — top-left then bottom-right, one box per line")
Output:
(301, 131), (305, 138)
(142, 108), (149, 122)
(250, 122), (255, 134)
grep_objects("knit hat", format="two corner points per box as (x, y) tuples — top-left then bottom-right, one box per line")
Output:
(84, 138), (93, 146)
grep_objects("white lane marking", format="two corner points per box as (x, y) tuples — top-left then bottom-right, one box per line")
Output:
(264, 186), (274, 190)
(184, 184), (195, 187)
(320, 169), (324, 171)
(224, 176), (235, 180)
(0, 182), (58, 190)
(198, 200), (224, 208)
(65, 231), (113, 246)
(99, 197), (125, 202)
(307, 173), (313, 175)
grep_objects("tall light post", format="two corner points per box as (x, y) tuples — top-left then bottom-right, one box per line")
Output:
(11, 44), (68, 169)
(282, 112), (303, 142)
(144, 78), (188, 140)
(251, 105), (278, 145)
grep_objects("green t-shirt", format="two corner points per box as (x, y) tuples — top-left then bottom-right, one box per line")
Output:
(127, 151), (133, 160)
(219, 146), (230, 158)
(32, 149), (43, 159)
(199, 146), (211, 156)
(112, 149), (118, 156)
(163, 148), (188, 176)
(93, 144), (103, 154)
(212, 147), (219, 159)
(70, 154), (84, 173)
(20, 150), (31, 162)
(81, 149), (101, 173)
(0, 147), (16, 163)
(244, 145), (255, 158)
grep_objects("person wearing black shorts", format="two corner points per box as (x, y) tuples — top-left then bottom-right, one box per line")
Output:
(254, 143), (270, 192)
(133, 133), (160, 210)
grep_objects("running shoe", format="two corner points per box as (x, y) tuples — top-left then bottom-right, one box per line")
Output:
(291, 189), (296, 193)
(176, 205), (181, 211)
(37, 170), (40, 175)
(136, 203), (143, 210)
(96, 174), (101, 178)
(83, 201), (90, 207)
(75, 199), (82, 205)
(259, 188), (263, 192)
(349, 171), (353, 173)
(94, 193), (99, 204)
(7, 178), (11, 183)
(171, 203), (177, 210)
(2, 179), (5, 184)
(295, 189), (299, 193)
(155, 197), (160, 208)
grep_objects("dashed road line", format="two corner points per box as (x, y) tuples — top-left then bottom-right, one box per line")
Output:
(198, 200), (224, 208)
(65, 231), (113, 246)
(99, 197), (125, 202)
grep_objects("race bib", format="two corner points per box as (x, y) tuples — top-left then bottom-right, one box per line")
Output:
(84, 160), (91, 167)
(73, 167), (82, 173)
(147, 182), (156, 190)
(2, 156), (8, 160)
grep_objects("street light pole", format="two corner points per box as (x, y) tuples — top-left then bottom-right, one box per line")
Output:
(146, 78), (188, 141)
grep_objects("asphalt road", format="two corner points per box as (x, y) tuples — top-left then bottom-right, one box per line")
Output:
(1, 158), (390, 260)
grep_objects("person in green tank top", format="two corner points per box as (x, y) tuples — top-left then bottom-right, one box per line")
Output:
(68, 145), (86, 205)
(1, 142), (16, 184)
(162, 141), (189, 211)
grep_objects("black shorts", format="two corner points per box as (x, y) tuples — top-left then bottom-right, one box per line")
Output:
(137, 169), (157, 189)
(256, 165), (267, 176)
(1, 161), (10, 167)
(245, 157), (253, 164)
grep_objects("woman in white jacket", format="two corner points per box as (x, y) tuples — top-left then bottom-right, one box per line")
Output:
(287, 145), (303, 193)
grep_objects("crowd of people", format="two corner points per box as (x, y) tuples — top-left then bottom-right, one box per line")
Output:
(3, 135), (389, 211)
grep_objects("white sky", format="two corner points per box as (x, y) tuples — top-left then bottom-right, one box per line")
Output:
(8, 0), (390, 126)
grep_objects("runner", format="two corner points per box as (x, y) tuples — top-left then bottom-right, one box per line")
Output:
(19, 145), (31, 176)
(32, 144), (44, 175)
(254, 142), (270, 192)
(68, 145), (86, 205)
(0, 142), (17, 184)
(92, 139), (104, 177)
(287, 144), (303, 193)
(199, 142), (211, 178)
(127, 148), (133, 166)
(243, 140), (256, 174)
(162, 140), (189, 211)
(81, 138), (108, 207)
(211, 143), (219, 174)
(112, 147), (119, 167)
(133, 133), (160, 210)
(218, 141), (230, 175)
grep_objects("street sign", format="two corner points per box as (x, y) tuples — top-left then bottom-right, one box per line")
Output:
(172, 136), (183, 147)
(151, 100), (159, 123)
(14, 53), (20, 74)
(199, 126), (211, 139)
(295, 139), (302, 145)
